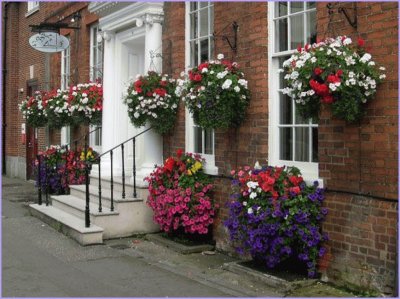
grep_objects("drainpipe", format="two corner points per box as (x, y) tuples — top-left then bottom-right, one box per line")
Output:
(2, 2), (9, 175)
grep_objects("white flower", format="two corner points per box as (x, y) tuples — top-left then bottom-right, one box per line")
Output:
(335, 82), (341, 87)
(81, 98), (88, 104)
(379, 74), (386, 80)
(327, 49), (332, 55)
(343, 37), (352, 45)
(254, 161), (262, 170)
(201, 68), (208, 73)
(82, 93), (88, 98)
(72, 86), (77, 91)
(234, 86), (240, 93)
(217, 71), (228, 79)
(295, 60), (305, 68)
(217, 53), (224, 60)
(310, 57), (317, 63)
(329, 83), (337, 91)
(307, 90), (315, 96)
(210, 70), (215, 75)
(379, 67), (386, 71)
(222, 79), (232, 89)
(249, 192), (257, 199)
(246, 181), (259, 189)
(242, 201), (247, 206)
(238, 79), (248, 88)
(345, 56), (356, 66)
(368, 61), (375, 66)
(348, 71), (355, 78)
(247, 208), (253, 214)
(360, 53), (372, 63)
(290, 71), (299, 80)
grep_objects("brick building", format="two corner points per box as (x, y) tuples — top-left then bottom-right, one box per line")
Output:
(2, 1), (398, 295)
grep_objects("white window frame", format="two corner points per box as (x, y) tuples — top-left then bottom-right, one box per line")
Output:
(268, 2), (321, 183)
(60, 36), (71, 145)
(185, 1), (218, 175)
(89, 24), (103, 153)
(26, 1), (39, 17)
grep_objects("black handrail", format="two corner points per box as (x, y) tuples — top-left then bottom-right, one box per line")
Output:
(89, 127), (152, 224)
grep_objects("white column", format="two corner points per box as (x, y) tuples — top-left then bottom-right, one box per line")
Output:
(96, 30), (117, 177)
(134, 13), (164, 186)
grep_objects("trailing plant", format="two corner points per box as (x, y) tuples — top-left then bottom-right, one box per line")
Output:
(282, 36), (386, 123)
(224, 163), (328, 278)
(124, 71), (179, 134)
(177, 53), (250, 129)
(145, 149), (218, 235)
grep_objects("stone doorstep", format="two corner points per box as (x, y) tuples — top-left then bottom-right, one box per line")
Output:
(145, 233), (215, 254)
(223, 261), (317, 294)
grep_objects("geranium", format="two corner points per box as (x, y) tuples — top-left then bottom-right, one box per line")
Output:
(124, 71), (179, 134)
(282, 36), (386, 123)
(18, 91), (48, 128)
(224, 163), (328, 278)
(69, 82), (103, 125)
(45, 89), (72, 129)
(145, 150), (218, 235)
(177, 53), (250, 129)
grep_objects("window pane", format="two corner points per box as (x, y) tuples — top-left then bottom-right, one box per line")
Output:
(190, 2), (197, 12)
(199, 8), (208, 37)
(295, 127), (309, 162)
(209, 37), (214, 59)
(275, 19), (288, 52)
(275, 2), (288, 17)
(280, 127), (292, 160)
(290, 14), (304, 49)
(200, 39), (209, 62)
(204, 128), (213, 155)
(190, 41), (198, 66)
(209, 6), (214, 34)
(194, 126), (203, 153)
(290, 1), (304, 13)
(312, 128), (318, 162)
(307, 2), (316, 9)
(295, 109), (308, 124)
(306, 11), (317, 45)
(200, 1), (208, 9)
(280, 93), (292, 124)
(190, 12), (198, 39)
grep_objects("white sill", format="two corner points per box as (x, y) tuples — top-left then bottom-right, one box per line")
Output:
(25, 7), (39, 17)
(203, 165), (218, 176)
(304, 178), (324, 189)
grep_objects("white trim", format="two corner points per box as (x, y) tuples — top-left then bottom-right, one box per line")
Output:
(267, 2), (319, 182)
(184, 2), (218, 176)
(26, 1), (39, 17)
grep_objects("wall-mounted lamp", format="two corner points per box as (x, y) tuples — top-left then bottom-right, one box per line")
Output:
(19, 88), (24, 94)
(71, 11), (81, 23)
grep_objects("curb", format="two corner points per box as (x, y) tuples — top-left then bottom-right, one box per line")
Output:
(145, 233), (215, 254)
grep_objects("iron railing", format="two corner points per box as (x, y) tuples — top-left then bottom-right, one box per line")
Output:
(36, 126), (102, 210)
(36, 126), (152, 228)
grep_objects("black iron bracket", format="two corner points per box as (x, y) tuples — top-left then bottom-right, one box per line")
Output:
(327, 2), (357, 29)
(213, 21), (239, 54)
(30, 22), (80, 33)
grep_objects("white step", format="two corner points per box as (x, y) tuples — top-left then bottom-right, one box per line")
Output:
(89, 175), (149, 199)
(69, 184), (142, 209)
(29, 203), (103, 245)
(51, 194), (119, 219)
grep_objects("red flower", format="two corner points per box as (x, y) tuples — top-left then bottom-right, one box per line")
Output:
(297, 44), (302, 53)
(321, 95), (334, 104)
(289, 186), (301, 194)
(154, 88), (167, 97)
(221, 60), (232, 69)
(314, 68), (324, 76)
(309, 80), (329, 96)
(134, 80), (143, 88)
(304, 43), (310, 52)
(176, 149), (183, 159)
(146, 91), (153, 97)
(198, 63), (209, 71)
(193, 74), (202, 82)
(136, 87), (143, 93)
(289, 176), (303, 186)
(164, 157), (175, 172)
(336, 69), (343, 77)
(160, 80), (167, 87)
(358, 37), (365, 47)
(326, 74), (340, 83)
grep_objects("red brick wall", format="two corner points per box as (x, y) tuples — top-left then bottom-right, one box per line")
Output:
(162, 2), (398, 295)
(315, 2), (398, 295)
(4, 2), (99, 177)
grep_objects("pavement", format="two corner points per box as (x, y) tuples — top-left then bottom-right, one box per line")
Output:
(2, 175), (356, 297)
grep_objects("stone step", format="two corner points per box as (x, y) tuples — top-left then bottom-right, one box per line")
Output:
(51, 194), (119, 219)
(89, 175), (149, 199)
(69, 184), (143, 209)
(28, 203), (104, 245)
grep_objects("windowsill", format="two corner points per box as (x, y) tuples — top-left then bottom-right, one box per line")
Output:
(203, 164), (218, 176)
(304, 178), (324, 189)
(25, 7), (39, 17)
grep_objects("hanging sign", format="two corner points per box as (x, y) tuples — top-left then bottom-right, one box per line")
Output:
(29, 32), (69, 53)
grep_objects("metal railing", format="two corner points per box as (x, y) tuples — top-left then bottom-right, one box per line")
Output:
(36, 126), (102, 209)
(36, 126), (152, 228)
